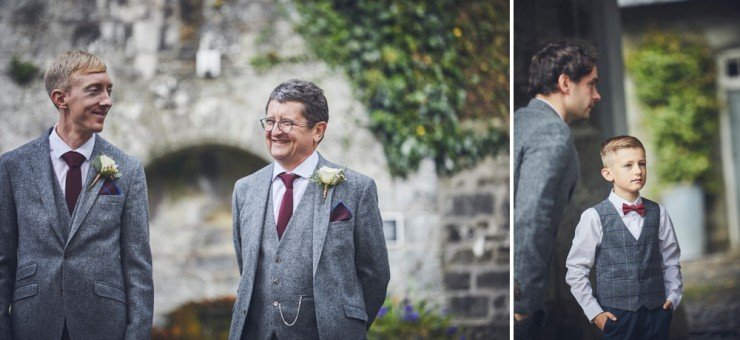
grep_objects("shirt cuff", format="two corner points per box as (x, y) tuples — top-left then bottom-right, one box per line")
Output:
(666, 294), (679, 310)
(584, 302), (604, 323)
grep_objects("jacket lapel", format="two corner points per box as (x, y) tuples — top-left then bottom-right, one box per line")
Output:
(31, 132), (65, 242)
(240, 164), (273, 279)
(67, 135), (106, 247)
(312, 155), (335, 278)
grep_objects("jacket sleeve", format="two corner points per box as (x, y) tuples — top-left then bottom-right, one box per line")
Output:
(0, 156), (18, 339)
(120, 161), (154, 340)
(353, 179), (390, 328)
(232, 183), (243, 275)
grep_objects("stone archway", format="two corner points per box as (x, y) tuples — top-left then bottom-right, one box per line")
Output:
(144, 144), (268, 322)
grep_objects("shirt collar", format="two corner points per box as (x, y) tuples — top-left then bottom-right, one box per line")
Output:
(272, 151), (319, 181)
(535, 97), (566, 122)
(49, 125), (96, 161)
(608, 190), (643, 215)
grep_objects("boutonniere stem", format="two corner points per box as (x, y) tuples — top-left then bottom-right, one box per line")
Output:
(88, 154), (122, 190)
(310, 166), (347, 202)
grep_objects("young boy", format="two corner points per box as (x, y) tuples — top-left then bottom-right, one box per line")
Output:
(565, 136), (683, 339)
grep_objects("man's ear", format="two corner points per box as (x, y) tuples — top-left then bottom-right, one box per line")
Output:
(557, 74), (571, 94)
(601, 167), (614, 182)
(50, 89), (67, 110)
(313, 121), (327, 144)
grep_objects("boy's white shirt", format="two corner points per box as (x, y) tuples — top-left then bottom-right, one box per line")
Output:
(565, 190), (683, 322)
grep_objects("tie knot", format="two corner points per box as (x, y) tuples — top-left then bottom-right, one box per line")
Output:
(61, 151), (85, 168)
(622, 203), (646, 216)
(278, 173), (300, 189)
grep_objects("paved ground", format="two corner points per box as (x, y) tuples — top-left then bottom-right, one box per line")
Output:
(680, 250), (740, 339)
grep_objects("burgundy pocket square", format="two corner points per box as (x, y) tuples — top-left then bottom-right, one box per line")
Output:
(330, 202), (352, 222)
(99, 180), (122, 196)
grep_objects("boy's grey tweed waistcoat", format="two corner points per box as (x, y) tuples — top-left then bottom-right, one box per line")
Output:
(243, 184), (319, 340)
(594, 198), (665, 311)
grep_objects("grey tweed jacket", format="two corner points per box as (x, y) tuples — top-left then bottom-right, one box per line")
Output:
(0, 131), (153, 340)
(229, 154), (390, 340)
(513, 99), (579, 314)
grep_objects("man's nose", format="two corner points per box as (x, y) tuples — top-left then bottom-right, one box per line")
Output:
(100, 92), (112, 107)
(593, 89), (602, 102)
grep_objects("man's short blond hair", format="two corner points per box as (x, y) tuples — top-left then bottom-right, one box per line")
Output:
(600, 135), (645, 166)
(44, 50), (107, 97)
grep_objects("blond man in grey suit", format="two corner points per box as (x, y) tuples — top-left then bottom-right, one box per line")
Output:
(513, 41), (601, 339)
(0, 51), (153, 339)
(229, 79), (390, 339)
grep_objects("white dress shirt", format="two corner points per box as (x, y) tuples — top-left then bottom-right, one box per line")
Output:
(271, 151), (319, 222)
(49, 127), (96, 195)
(565, 191), (683, 322)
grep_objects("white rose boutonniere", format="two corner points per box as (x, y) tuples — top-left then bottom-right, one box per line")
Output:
(310, 166), (347, 201)
(88, 154), (122, 190)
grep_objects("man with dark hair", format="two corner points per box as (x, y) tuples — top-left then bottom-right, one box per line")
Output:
(513, 41), (601, 339)
(0, 50), (153, 339)
(228, 79), (390, 339)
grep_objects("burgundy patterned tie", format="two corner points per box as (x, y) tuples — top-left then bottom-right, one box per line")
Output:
(61, 151), (85, 214)
(276, 173), (300, 239)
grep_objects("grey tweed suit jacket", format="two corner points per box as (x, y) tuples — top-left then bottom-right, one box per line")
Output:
(0, 131), (153, 340)
(229, 154), (390, 340)
(513, 99), (579, 314)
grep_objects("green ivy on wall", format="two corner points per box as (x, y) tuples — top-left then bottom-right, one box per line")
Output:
(626, 28), (719, 187)
(7, 56), (38, 86)
(291, 0), (509, 177)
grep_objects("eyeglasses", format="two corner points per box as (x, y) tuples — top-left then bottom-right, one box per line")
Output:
(259, 118), (313, 133)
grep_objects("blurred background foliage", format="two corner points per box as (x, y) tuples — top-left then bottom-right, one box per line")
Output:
(151, 296), (462, 339)
(253, 0), (509, 177)
(626, 28), (720, 190)
(370, 297), (462, 339)
(152, 297), (235, 340)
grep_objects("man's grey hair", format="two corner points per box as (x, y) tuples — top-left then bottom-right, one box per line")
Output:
(266, 79), (329, 126)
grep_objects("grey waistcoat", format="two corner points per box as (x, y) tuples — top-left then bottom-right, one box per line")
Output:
(244, 184), (319, 340)
(51, 176), (72, 241)
(594, 198), (665, 311)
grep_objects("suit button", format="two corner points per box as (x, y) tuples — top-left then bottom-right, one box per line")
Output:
(63, 252), (69, 259)
(273, 278), (279, 285)
(273, 301), (279, 307)
(275, 257), (281, 263)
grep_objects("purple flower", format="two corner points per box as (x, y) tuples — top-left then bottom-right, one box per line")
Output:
(402, 311), (420, 322)
(404, 303), (414, 314)
(446, 326), (458, 335)
(377, 306), (388, 318)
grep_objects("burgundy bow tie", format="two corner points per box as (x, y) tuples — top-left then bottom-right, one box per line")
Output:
(622, 203), (645, 216)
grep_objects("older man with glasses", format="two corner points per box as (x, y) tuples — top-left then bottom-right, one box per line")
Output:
(228, 79), (390, 340)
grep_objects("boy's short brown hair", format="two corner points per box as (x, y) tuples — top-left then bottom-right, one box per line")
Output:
(600, 135), (645, 166)
(44, 50), (107, 98)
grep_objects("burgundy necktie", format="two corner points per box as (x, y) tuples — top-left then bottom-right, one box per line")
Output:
(61, 151), (86, 214)
(622, 203), (645, 216)
(276, 173), (300, 239)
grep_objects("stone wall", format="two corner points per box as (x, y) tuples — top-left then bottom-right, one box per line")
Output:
(440, 156), (510, 339)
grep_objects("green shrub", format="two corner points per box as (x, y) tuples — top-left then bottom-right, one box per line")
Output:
(626, 28), (719, 188)
(7, 56), (38, 86)
(369, 298), (462, 339)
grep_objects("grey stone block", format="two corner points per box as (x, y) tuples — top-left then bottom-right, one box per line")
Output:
(449, 296), (489, 318)
(449, 194), (494, 216)
(444, 272), (471, 291)
(477, 270), (509, 289)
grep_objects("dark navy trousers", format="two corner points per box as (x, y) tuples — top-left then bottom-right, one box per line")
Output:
(602, 306), (672, 340)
